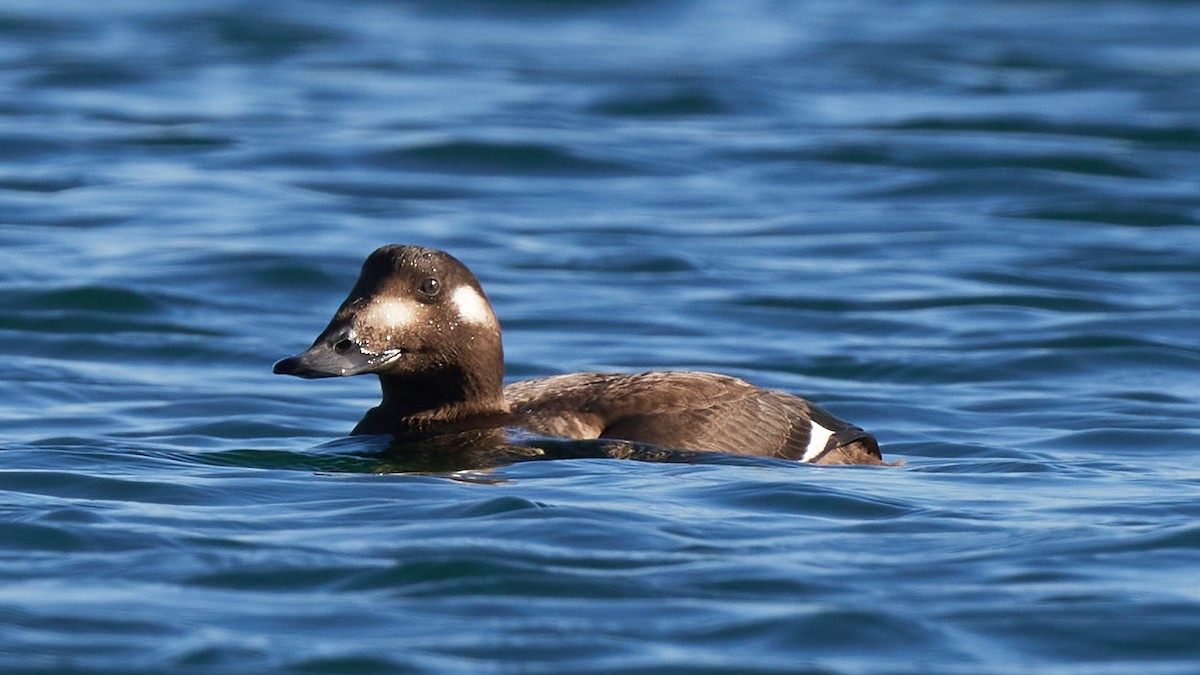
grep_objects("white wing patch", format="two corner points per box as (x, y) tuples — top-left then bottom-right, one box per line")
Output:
(452, 286), (493, 325)
(801, 421), (835, 462)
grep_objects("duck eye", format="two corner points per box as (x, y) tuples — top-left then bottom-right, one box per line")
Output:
(333, 338), (354, 355)
(419, 277), (441, 296)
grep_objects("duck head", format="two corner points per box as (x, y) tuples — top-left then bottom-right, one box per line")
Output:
(274, 245), (506, 416)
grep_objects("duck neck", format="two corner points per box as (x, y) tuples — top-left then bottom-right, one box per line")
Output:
(374, 363), (508, 435)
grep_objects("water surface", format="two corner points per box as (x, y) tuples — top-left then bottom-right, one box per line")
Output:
(2, 1), (1199, 672)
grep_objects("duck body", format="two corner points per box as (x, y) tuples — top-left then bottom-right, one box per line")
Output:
(274, 245), (885, 466)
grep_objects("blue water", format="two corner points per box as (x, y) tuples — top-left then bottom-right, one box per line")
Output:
(3, 0), (1199, 672)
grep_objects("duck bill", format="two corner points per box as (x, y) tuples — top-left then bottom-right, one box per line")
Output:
(273, 342), (378, 379)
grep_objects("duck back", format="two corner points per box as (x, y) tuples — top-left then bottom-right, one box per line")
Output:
(504, 371), (882, 465)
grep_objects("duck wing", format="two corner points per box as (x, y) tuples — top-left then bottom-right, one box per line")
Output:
(503, 371), (882, 465)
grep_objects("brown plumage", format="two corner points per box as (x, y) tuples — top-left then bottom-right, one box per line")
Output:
(274, 245), (886, 466)
(504, 372), (880, 464)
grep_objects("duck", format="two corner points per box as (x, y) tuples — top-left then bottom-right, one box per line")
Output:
(273, 245), (885, 466)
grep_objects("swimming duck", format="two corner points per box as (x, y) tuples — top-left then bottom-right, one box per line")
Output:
(273, 245), (885, 466)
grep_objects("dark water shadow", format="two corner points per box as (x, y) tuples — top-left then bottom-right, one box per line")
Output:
(190, 429), (887, 478)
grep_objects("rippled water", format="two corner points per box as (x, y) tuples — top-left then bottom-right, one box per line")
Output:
(2, 1), (1199, 672)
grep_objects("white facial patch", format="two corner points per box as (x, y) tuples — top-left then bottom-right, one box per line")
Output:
(363, 298), (421, 330)
(802, 421), (835, 462)
(452, 285), (493, 325)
